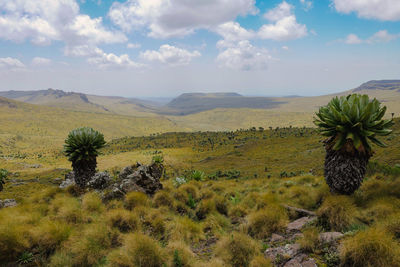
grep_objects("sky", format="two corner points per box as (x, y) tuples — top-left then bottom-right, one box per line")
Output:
(0, 0), (399, 97)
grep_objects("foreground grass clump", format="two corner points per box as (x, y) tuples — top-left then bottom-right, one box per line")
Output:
(106, 208), (139, 233)
(340, 227), (400, 267)
(317, 195), (357, 231)
(108, 233), (166, 267)
(215, 232), (260, 267)
(124, 191), (149, 210)
(248, 205), (288, 239)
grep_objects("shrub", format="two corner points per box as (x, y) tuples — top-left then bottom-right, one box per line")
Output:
(249, 255), (273, 267)
(298, 226), (320, 253)
(229, 204), (248, 219)
(30, 219), (71, 254)
(190, 170), (205, 181)
(50, 195), (84, 224)
(107, 233), (166, 267)
(381, 213), (400, 239)
(169, 217), (204, 244)
(203, 213), (231, 237)
(317, 195), (357, 231)
(214, 196), (229, 216)
(66, 222), (118, 266)
(153, 191), (174, 209)
(196, 199), (215, 220)
(215, 232), (260, 267)
(168, 241), (196, 267)
(340, 228), (400, 267)
(248, 206), (288, 239)
(0, 218), (30, 262)
(82, 192), (104, 213)
(106, 209), (139, 233)
(49, 251), (73, 267)
(124, 191), (148, 210)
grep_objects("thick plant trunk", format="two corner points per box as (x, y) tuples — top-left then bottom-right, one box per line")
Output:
(72, 158), (97, 188)
(324, 148), (370, 195)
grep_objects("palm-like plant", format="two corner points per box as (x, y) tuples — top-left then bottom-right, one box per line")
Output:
(314, 94), (394, 194)
(64, 127), (106, 188)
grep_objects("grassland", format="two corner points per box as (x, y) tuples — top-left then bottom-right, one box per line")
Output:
(0, 112), (399, 266)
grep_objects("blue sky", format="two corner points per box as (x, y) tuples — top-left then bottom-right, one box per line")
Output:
(0, 0), (399, 97)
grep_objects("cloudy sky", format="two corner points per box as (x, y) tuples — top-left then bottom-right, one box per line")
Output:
(0, 0), (399, 97)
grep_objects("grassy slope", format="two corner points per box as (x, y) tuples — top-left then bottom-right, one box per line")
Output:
(0, 97), (189, 154)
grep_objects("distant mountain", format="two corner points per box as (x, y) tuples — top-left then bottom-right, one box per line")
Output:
(160, 92), (284, 115)
(353, 80), (400, 92)
(0, 89), (159, 116)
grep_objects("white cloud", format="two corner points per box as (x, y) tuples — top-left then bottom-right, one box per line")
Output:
(367, 30), (399, 43)
(258, 1), (308, 41)
(0, 57), (25, 70)
(31, 57), (52, 66)
(216, 40), (271, 71)
(300, 0), (313, 11)
(332, 0), (400, 21)
(282, 46), (289, 50)
(0, 0), (128, 65)
(127, 43), (141, 49)
(108, 0), (258, 38)
(345, 33), (363, 44)
(214, 21), (255, 43)
(88, 48), (142, 69)
(141, 45), (201, 66)
(342, 30), (399, 44)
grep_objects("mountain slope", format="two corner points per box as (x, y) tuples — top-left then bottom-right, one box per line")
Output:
(160, 92), (285, 115)
(0, 96), (188, 154)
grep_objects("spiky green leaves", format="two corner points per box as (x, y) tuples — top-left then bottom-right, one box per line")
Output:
(314, 94), (394, 153)
(64, 127), (106, 163)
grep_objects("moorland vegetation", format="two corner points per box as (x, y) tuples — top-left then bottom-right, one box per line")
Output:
(0, 94), (399, 266)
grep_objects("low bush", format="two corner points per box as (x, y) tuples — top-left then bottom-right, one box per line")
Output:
(82, 192), (104, 213)
(298, 226), (320, 253)
(249, 255), (273, 267)
(317, 195), (357, 231)
(106, 208), (139, 233)
(124, 191), (148, 210)
(248, 205), (288, 239)
(153, 191), (174, 209)
(340, 227), (400, 267)
(215, 232), (260, 267)
(107, 233), (166, 267)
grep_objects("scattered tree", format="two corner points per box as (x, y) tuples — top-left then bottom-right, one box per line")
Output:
(314, 94), (394, 194)
(64, 127), (106, 188)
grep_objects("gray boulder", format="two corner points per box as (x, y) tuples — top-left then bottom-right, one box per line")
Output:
(0, 199), (17, 208)
(87, 172), (112, 190)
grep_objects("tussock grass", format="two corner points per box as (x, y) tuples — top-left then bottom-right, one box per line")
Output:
(317, 195), (357, 232)
(248, 205), (288, 239)
(340, 227), (400, 267)
(106, 208), (140, 233)
(107, 233), (166, 267)
(215, 232), (260, 267)
(124, 191), (149, 210)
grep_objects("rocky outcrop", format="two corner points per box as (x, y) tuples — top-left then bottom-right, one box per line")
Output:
(0, 199), (17, 208)
(265, 209), (342, 267)
(59, 162), (164, 201)
(87, 172), (112, 190)
(103, 162), (163, 200)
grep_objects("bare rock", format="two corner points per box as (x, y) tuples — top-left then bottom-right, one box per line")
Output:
(102, 186), (125, 201)
(271, 233), (285, 243)
(59, 179), (75, 189)
(87, 172), (112, 190)
(119, 165), (136, 180)
(265, 243), (300, 263)
(319, 232), (344, 244)
(124, 163), (163, 195)
(283, 254), (317, 267)
(0, 199), (17, 208)
(287, 217), (317, 232)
